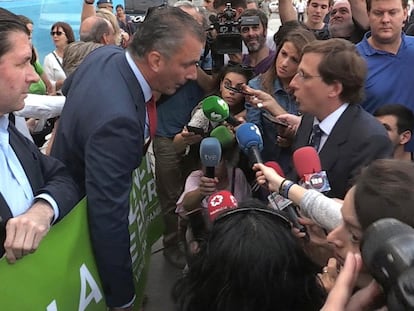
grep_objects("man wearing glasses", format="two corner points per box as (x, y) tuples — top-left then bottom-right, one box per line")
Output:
(288, 39), (391, 199)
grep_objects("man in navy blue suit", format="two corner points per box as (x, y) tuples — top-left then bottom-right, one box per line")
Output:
(51, 6), (205, 311)
(0, 9), (79, 263)
(289, 38), (392, 199)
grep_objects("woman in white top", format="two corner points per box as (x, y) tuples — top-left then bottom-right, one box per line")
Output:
(43, 22), (75, 92)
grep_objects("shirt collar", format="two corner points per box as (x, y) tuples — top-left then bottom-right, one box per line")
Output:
(0, 115), (10, 148)
(125, 50), (152, 102)
(360, 32), (407, 56)
(314, 103), (349, 135)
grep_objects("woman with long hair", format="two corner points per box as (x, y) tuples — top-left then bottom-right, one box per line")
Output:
(245, 27), (316, 172)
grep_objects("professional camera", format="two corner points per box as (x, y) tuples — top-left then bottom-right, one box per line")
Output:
(209, 3), (241, 55)
(207, 3), (260, 72)
(361, 218), (414, 311)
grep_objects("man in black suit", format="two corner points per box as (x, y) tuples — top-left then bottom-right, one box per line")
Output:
(51, 7), (205, 311)
(289, 38), (392, 199)
(0, 9), (79, 262)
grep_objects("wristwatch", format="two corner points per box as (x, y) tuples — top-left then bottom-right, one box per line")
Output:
(84, 0), (94, 4)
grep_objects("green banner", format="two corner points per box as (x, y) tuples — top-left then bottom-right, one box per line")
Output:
(0, 153), (163, 311)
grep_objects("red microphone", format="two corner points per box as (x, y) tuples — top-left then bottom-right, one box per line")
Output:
(207, 190), (238, 222)
(264, 161), (285, 178)
(293, 147), (331, 192)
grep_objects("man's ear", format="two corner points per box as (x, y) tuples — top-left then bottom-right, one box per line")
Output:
(327, 80), (343, 99)
(399, 130), (412, 145)
(147, 51), (162, 73)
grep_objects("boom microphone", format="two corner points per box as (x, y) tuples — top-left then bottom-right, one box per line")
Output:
(207, 190), (238, 221)
(235, 122), (263, 164)
(202, 95), (241, 126)
(200, 137), (222, 178)
(293, 146), (331, 193)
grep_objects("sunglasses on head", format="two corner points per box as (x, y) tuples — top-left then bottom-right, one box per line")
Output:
(50, 31), (65, 36)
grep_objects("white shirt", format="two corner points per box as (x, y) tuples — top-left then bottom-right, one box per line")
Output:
(43, 51), (66, 89)
(0, 115), (59, 222)
(313, 103), (349, 152)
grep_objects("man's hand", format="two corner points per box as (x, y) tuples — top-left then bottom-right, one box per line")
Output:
(4, 200), (54, 263)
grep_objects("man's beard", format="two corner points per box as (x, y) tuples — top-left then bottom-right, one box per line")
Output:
(246, 35), (266, 53)
(329, 21), (355, 38)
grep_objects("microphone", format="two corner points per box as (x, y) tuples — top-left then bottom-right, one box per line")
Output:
(235, 122), (263, 164)
(187, 107), (210, 135)
(202, 95), (241, 126)
(293, 146), (331, 193)
(207, 190), (238, 222)
(264, 161), (307, 235)
(200, 137), (222, 178)
(210, 125), (234, 149)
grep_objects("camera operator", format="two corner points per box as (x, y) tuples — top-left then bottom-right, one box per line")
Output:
(239, 9), (275, 76)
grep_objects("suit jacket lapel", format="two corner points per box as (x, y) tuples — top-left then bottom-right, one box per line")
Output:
(8, 124), (38, 193)
(319, 105), (358, 171)
(295, 114), (314, 148)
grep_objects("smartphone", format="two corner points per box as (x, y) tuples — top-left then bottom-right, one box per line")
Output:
(187, 125), (206, 137)
(262, 113), (289, 127)
(224, 84), (253, 96)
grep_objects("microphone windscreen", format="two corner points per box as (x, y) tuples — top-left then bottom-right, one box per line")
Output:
(202, 95), (229, 123)
(293, 146), (322, 177)
(207, 190), (238, 221)
(264, 161), (285, 178)
(210, 125), (234, 149)
(200, 137), (222, 167)
(235, 122), (263, 154)
(188, 108), (210, 133)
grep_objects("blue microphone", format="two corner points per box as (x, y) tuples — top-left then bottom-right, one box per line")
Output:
(200, 137), (222, 178)
(236, 122), (263, 164)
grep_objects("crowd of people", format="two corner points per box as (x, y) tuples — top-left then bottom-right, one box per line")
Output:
(1, 0), (414, 310)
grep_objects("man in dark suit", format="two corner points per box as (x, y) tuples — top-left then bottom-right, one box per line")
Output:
(289, 38), (392, 199)
(0, 9), (79, 262)
(51, 7), (205, 311)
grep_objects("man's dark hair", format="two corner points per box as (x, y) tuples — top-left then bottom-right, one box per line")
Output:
(366, 0), (408, 12)
(373, 104), (414, 134)
(302, 38), (367, 104)
(240, 8), (268, 30)
(355, 159), (414, 230)
(17, 14), (33, 26)
(0, 8), (30, 59)
(129, 6), (205, 59)
(213, 0), (247, 9)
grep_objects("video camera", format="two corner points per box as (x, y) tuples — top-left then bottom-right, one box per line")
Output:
(207, 3), (260, 72)
(361, 218), (414, 311)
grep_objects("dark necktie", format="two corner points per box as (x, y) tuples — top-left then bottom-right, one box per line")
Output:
(146, 96), (157, 139)
(310, 124), (323, 151)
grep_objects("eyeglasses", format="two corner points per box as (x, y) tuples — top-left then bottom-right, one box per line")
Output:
(296, 70), (321, 80)
(50, 31), (65, 36)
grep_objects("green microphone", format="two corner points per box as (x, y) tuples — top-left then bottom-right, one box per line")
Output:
(202, 96), (242, 126)
(210, 125), (235, 149)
